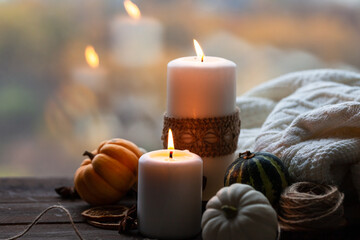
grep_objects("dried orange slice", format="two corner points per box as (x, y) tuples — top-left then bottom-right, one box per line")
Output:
(81, 205), (129, 222)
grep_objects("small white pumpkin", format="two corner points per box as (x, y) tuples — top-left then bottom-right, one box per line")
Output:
(201, 183), (278, 240)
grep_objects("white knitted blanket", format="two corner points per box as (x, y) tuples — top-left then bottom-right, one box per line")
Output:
(236, 69), (360, 200)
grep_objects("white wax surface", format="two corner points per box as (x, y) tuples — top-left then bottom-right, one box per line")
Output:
(137, 150), (202, 239)
(110, 16), (163, 67)
(72, 67), (107, 94)
(202, 154), (235, 200)
(167, 56), (236, 118)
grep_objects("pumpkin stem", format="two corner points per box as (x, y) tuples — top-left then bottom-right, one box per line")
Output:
(83, 151), (96, 160)
(221, 205), (238, 219)
(240, 151), (255, 159)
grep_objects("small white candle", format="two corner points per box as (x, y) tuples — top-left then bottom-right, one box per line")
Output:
(72, 45), (107, 94)
(166, 40), (237, 200)
(138, 130), (203, 239)
(110, 0), (163, 67)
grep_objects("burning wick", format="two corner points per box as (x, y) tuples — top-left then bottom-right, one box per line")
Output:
(168, 129), (175, 159)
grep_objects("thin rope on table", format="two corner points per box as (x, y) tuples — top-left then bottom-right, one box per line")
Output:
(1, 205), (84, 240)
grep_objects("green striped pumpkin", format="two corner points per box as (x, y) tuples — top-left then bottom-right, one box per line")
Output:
(224, 151), (290, 205)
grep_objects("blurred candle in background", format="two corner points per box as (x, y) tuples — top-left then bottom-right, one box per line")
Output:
(72, 45), (107, 94)
(110, 0), (163, 67)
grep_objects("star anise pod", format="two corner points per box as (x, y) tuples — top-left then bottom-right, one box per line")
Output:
(118, 204), (138, 233)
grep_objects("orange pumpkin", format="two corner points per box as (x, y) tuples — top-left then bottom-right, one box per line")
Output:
(74, 138), (143, 205)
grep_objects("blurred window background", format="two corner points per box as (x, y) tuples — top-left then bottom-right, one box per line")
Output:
(1, 0), (359, 177)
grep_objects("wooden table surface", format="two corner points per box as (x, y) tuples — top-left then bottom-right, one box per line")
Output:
(0, 178), (149, 240)
(0, 178), (359, 240)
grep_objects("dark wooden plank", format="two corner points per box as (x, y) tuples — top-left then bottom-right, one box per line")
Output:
(0, 177), (73, 203)
(0, 223), (144, 240)
(0, 178), (136, 225)
(0, 201), (88, 224)
(280, 226), (360, 240)
(0, 198), (136, 225)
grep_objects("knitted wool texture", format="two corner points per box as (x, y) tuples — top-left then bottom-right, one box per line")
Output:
(236, 69), (360, 200)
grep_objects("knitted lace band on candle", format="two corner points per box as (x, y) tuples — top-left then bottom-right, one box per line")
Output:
(162, 108), (241, 157)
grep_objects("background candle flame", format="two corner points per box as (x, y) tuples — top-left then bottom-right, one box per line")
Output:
(193, 39), (204, 62)
(85, 45), (99, 68)
(168, 129), (174, 150)
(124, 0), (141, 20)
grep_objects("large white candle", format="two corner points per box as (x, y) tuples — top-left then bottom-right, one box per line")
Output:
(166, 41), (237, 200)
(110, 0), (163, 67)
(167, 56), (236, 118)
(138, 131), (203, 239)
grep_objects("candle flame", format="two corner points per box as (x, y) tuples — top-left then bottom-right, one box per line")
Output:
(193, 39), (204, 62)
(168, 129), (174, 159)
(168, 129), (174, 150)
(85, 45), (99, 68)
(124, 0), (141, 20)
